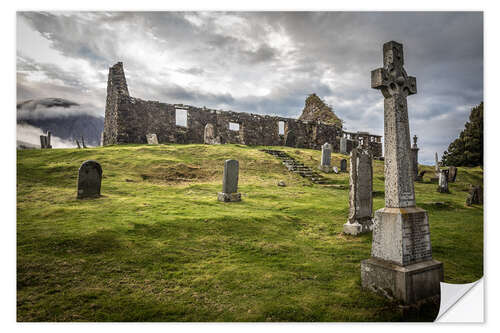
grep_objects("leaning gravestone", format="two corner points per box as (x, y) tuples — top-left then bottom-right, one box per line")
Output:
(217, 159), (241, 202)
(77, 160), (103, 199)
(437, 169), (449, 193)
(340, 137), (347, 155)
(340, 159), (347, 172)
(361, 41), (443, 305)
(448, 166), (457, 182)
(466, 185), (483, 206)
(318, 143), (333, 173)
(146, 133), (159, 144)
(343, 148), (373, 235)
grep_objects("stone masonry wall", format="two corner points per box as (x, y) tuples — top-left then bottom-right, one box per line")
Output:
(103, 62), (383, 157)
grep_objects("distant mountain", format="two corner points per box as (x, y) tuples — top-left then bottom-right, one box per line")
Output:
(17, 98), (104, 146)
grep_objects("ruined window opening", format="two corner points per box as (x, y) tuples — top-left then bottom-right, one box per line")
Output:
(278, 121), (285, 135)
(229, 122), (240, 131)
(175, 109), (188, 127)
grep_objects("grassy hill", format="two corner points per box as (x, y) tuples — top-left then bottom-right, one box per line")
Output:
(16, 144), (483, 322)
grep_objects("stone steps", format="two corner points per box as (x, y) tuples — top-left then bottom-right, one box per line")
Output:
(261, 149), (330, 184)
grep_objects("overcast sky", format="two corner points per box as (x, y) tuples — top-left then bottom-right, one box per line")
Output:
(16, 11), (483, 164)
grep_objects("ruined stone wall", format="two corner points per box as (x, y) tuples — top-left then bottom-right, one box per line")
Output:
(103, 62), (129, 146)
(103, 62), (383, 157)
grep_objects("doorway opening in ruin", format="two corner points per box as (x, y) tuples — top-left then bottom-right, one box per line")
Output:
(175, 109), (188, 127)
(278, 121), (285, 135)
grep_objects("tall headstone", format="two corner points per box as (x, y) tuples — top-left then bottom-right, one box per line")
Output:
(318, 143), (333, 172)
(437, 169), (449, 193)
(361, 41), (443, 305)
(47, 131), (52, 149)
(434, 152), (440, 176)
(217, 159), (241, 202)
(448, 166), (457, 182)
(146, 133), (159, 144)
(40, 135), (46, 149)
(343, 148), (373, 235)
(410, 135), (419, 180)
(340, 158), (347, 172)
(77, 160), (103, 199)
(340, 137), (347, 155)
(204, 123), (220, 144)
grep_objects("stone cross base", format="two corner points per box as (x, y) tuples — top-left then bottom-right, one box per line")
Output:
(361, 257), (443, 304)
(217, 192), (241, 202)
(361, 206), (444, 304)
(343, 218), (373, 235)
(318, 165), (333, 173)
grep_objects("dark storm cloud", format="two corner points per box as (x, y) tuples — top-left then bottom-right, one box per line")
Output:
(17, 11), (482, 164)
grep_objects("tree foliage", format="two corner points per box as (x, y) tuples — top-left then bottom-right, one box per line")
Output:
(442, 102), (483, 167)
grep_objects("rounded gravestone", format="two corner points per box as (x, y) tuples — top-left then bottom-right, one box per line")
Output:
(77, 160), (103, 199)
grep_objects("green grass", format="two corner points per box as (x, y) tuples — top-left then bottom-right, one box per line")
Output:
(17, 144), (483, 322)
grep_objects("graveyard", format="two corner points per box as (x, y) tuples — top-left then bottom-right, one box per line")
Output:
(16, 143), (483, 321)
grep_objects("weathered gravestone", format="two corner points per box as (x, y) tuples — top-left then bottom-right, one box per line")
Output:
(77, 160), (103, 199)
(318, 143), (333, 172)
(217, 159), (241, 202)
(411, 135), (419, 180)
(340, 159), (347, 172)
(146, 133), (159, 144)
(343, 148), (373, 235)
(39, 131), (52, 149)
(204, 123), (221, 144)
(448, 166), (457, 182)
(466, 185), (483, 206)
(340, 137), (347, 155)
(361, 41), (443, 305)
(437, 169), (449, 193)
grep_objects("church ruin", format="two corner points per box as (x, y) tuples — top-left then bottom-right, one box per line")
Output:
(103, 62), (382, 157)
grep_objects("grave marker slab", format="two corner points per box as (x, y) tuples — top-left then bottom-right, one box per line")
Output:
(343, 148), (373, 235)
(218, 159), (241, 202)
(361, 41), (443, 305)
(340, 159), (347, 172)
(340, 137), (347, 155)
(437, 170), (449, 193)
(146, 133), (159, 144)
(77, 160), (103, 199)
(204, 123), (221, 144)
(448, 166), (457, 182)
(318, 142), (333, 173)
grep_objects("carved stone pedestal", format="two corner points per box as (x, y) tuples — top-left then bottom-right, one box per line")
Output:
(361, 258), (443, 305)
(217, 192), (241, 202)
(361, 207), (443, 304)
